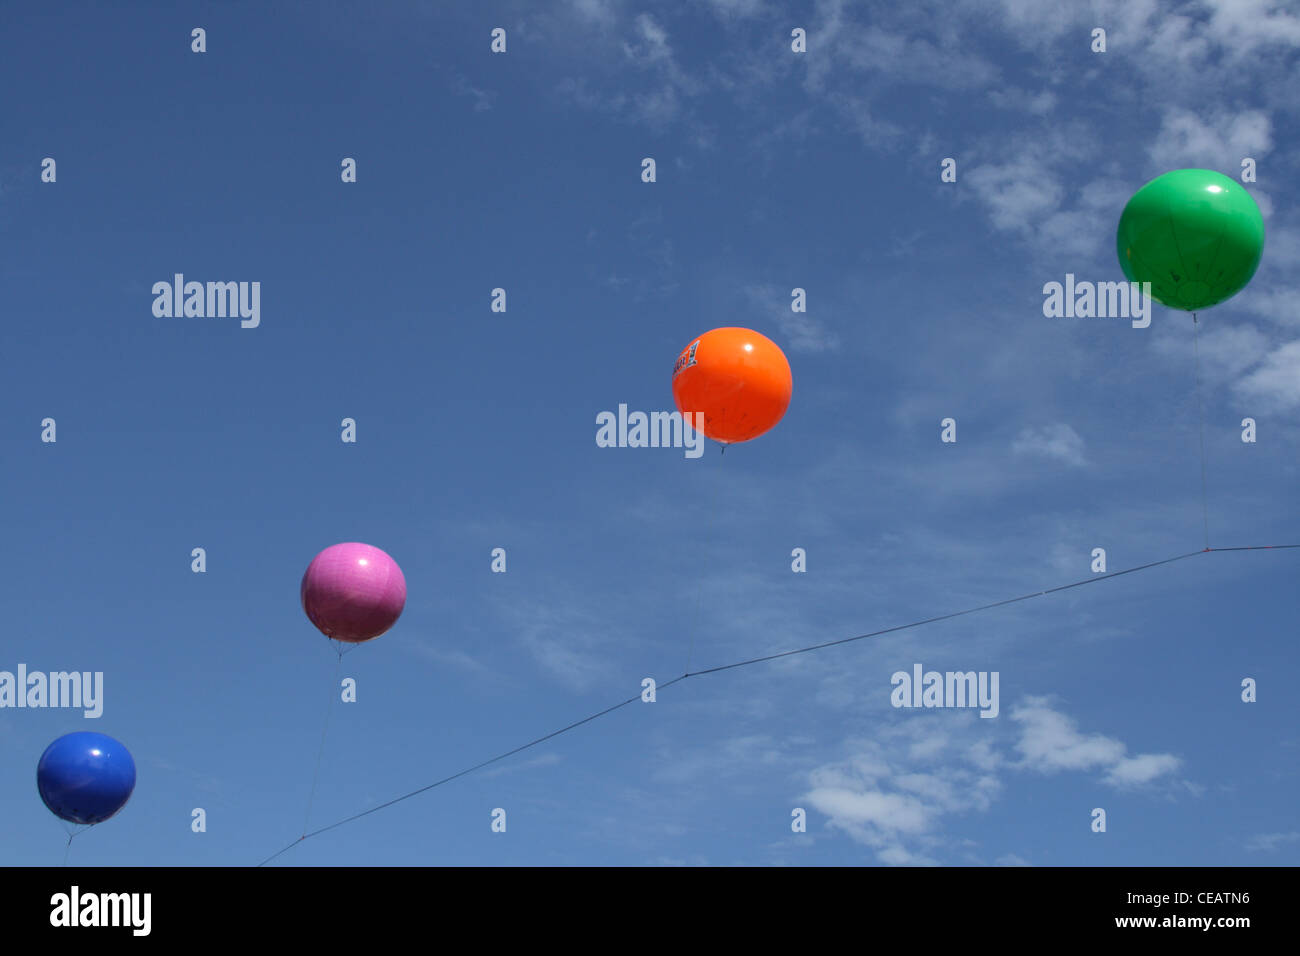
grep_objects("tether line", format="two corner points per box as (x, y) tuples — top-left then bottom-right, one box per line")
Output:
(256, 542), (1298, 865)
(301, 647), (345, 837)
(1192, 312), (1211, 549)
(684, 441), (729, 675)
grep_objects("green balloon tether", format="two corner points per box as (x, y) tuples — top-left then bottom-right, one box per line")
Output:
(1116, 168), (1265, 313)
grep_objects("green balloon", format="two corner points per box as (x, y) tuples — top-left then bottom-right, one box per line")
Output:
(1116, 168), (1264, 312)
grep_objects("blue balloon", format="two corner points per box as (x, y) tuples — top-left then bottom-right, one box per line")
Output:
(36, 732), (136, 825)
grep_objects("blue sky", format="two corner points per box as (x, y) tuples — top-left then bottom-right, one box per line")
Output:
(1, 0), (1297, 866)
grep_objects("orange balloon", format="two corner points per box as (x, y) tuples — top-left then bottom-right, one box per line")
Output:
(671, 328), (792, 444)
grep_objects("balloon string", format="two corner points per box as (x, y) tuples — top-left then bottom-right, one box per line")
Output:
(302, 650), (344, 837)
(61, 826), (80, 867)
(684, 442), (729, 673)
(1192, 312), (1210, 549)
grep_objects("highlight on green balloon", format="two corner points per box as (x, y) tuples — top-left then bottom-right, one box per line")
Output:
(1116, 168), (1265, 313)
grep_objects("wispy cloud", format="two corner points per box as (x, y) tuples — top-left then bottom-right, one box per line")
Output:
(1147, 108), (1272, 173)
(703, 0), (768, 20)
(1151, 321), (1300, 415)
(552, 9), (702, 129)
(987, 87), (1057, 116)
(803, 697), (1184, 864)
(965, 155), (1064, 236)
(802, 720), (1000, 866)
(492, 589), (635, 693)
(652, 733), (804, 787)
(1233, 340), (1300, 412)
(1011, 696), (1182, 787)
(742, 283), (840, 353)
(1105, 753), (1183, 787)
(481, 752), (562, 778)
(1012, 699), (1125, 771)
(804, 0), (999, 95)
(1244, 831), (1300, 852)
(451, 73), (497, 112)
(1011, 423), (1088, 467)
(398, 637), (494, 677)
(566, 0), (620, 29)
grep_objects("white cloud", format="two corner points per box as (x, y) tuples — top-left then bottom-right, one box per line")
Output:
(918, 2), (1297, 262)
(547, 0), (1300, 201)
(1203, 0), (1300, 54)
(1233, 340), (1300, 411)
(742, 283), (841, 353)
(1196, 324), (1274, 383)
(705, 0), (767, 19)
(451, 74), (496, 112)
(805, 1), (999, 93)
(821, 90), (903, 150)
(799, 0), (999, 148)
(1012, 699), (1126, 770)
(1152, 322), (1271, 385)
(987, 87), (1058, 116)
(1011, 697), (1182, 784)
(800, 749), (982, 868)
(503, 598), (623, 692)
(802, 724), (999, 865)
(1151, 321), (1300, 413)
(977, 0), (1300, 63)
(805, 697), (1185, 864)
(1260, 226), (1300, 269)
(803, 705), (1179, 864)
(653, 734), (796, 786)
(552, 7), (701, 128)
(1147, 108), (1272, 173)
(966, 159), (1064, 236)
(1105, 753), (1183, 787)
(481, 752), (562, 777)
(1244, 831), (1300, 852)
(1011, 423), (1088, 467)
(995, 853), (1032, 866)
(811, 785), (932, 834)
(399, 639), (492, 676)
(1237, 287), (1300, 327)
(554, 75), (627, 115)
(1035, 178), (1131, 260)
(622, 12), (671, 65)
(567, 0), (619, 28)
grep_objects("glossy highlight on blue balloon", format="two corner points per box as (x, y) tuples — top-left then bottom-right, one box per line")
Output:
(36, 732), (136, 825)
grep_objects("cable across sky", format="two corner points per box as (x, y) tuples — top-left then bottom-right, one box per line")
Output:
(256, 542), (1297, 866)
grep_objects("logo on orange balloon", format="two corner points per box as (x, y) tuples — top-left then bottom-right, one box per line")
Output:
(671, 328), (792, 444)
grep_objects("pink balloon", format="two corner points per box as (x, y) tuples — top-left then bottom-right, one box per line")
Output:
(301, 543), (407, 643)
